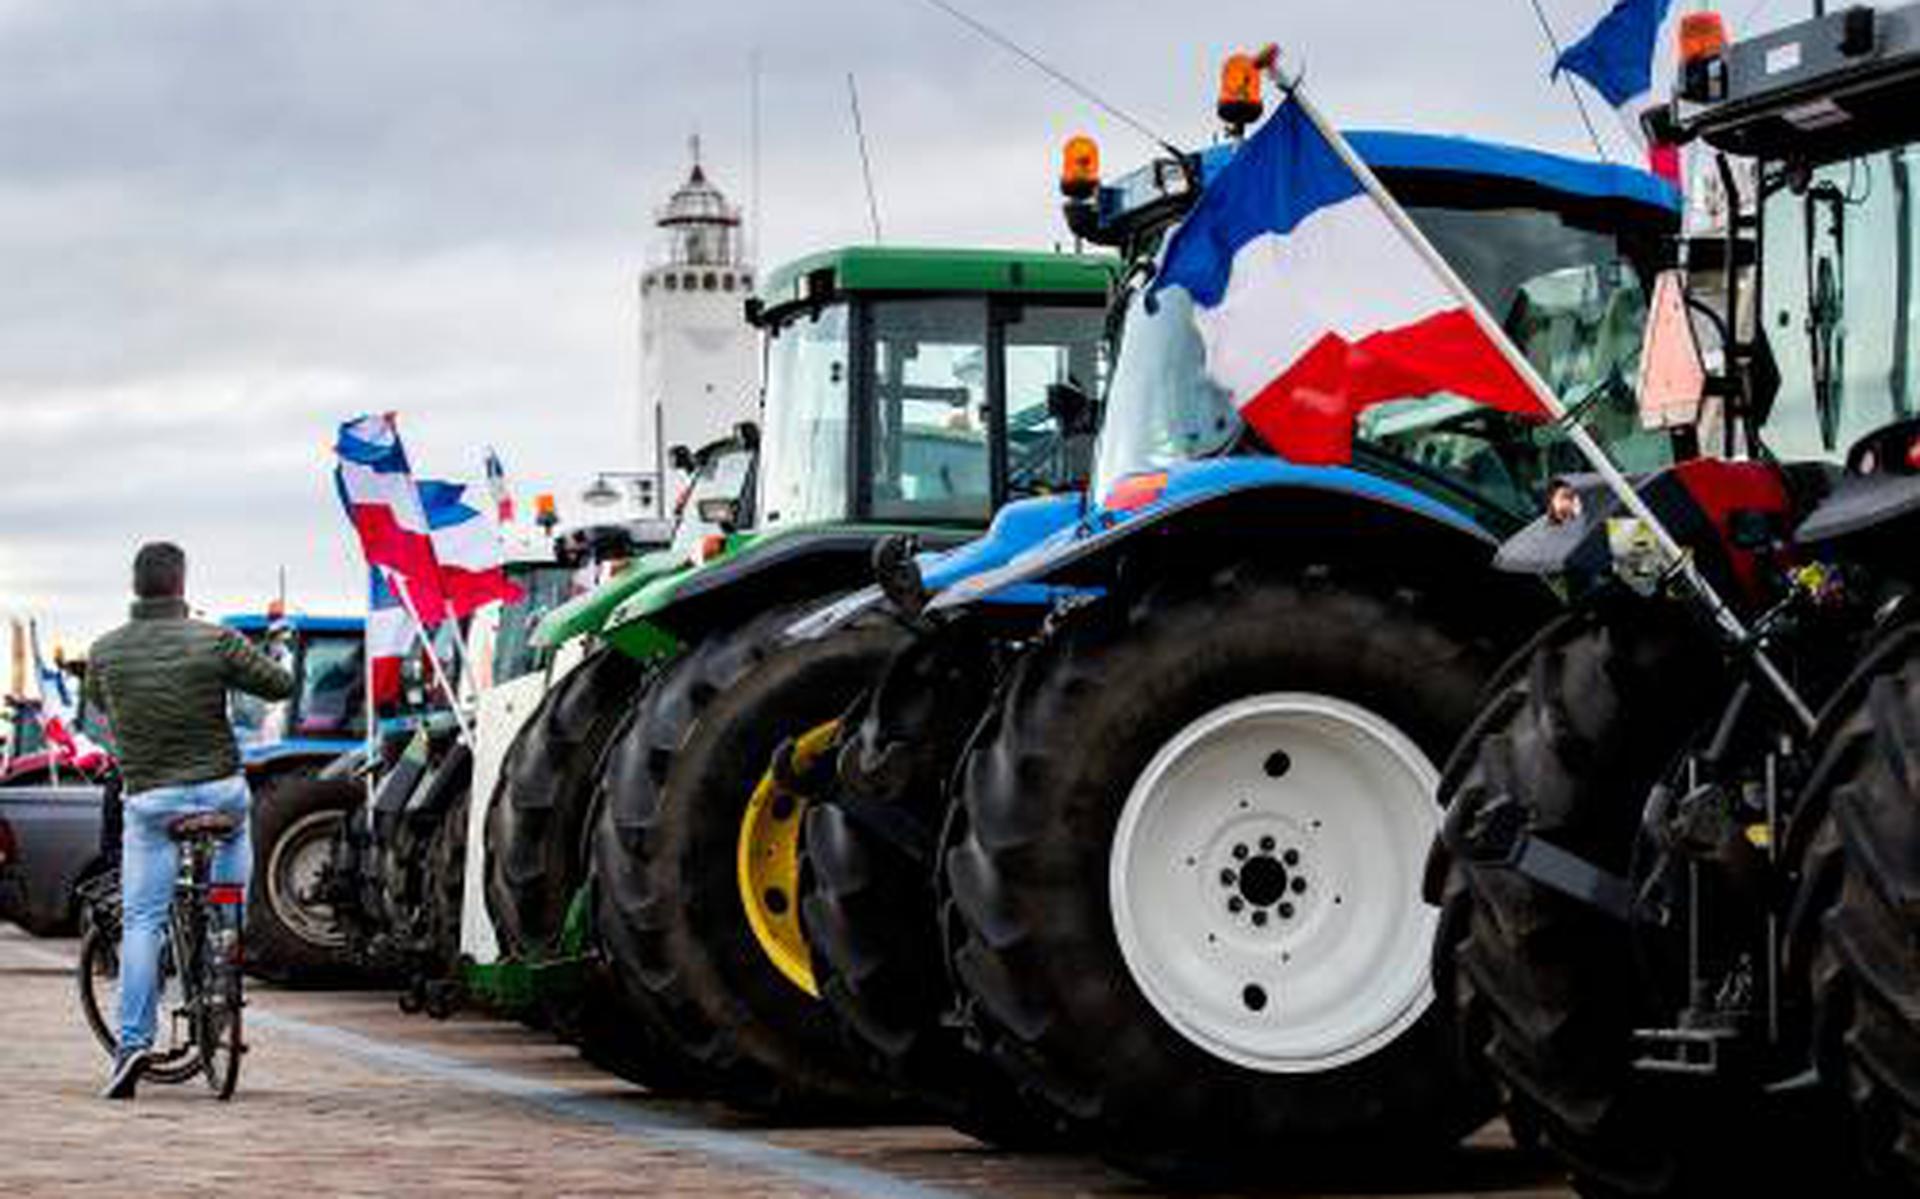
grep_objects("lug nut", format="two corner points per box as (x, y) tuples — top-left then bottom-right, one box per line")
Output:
(1259, 835), (1275, 852)
(1278, 902), (1295, 919)
(1252, 910), (1268, 927)
(1233, 843), (1249, 861)
(1219, 868), (1236, 887)
(1228, 897), (1244, 914)
(1282, 848), (1300, 866)
(1290, 877), (1306, 894)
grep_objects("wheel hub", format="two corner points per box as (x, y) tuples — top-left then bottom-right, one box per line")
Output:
(1108, 693), (1441, 1074)
(736, 719), (841, 999)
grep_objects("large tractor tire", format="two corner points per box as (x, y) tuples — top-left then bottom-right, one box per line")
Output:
(1794, 630), (1920, 1192)
(425, 788), (470, 975)
(1431, 606), (1737, 1195)
(800, 627), (1070, 1146)
(946, 566), (1502, 1178)
(485, 648), (645, 956)
(248, 772), (363, 984)
(591, 606), (903, 1113)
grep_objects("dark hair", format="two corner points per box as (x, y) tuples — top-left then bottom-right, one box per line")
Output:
(132, 542), (187, 599)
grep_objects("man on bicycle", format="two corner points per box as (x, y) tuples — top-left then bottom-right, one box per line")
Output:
(85, 542), (292, 1098)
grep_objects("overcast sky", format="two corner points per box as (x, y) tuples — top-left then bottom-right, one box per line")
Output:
(0, 0), (1814, 647)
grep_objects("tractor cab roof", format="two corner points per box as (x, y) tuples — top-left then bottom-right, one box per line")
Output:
(751, 246), (1117, 328)
(1671, 3), (1920, 166)
(1083, 129), (1679, 249)
(221, 614), (363, 635)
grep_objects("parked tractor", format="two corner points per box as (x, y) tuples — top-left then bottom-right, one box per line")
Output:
(460, 435), (754, 1035)
(777, 73), (1686, 1173)
(1430, 7), (1920, 1194)
(487, 247), (1113, 1107)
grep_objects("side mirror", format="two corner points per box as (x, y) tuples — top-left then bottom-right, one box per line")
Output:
(697, 496), (742, 531)
(734, 420), (760, 451)
(1046, 381), (1099, 436)
(669, 444), (695, 474)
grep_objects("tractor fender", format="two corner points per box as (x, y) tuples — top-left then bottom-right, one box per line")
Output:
(784, 494), (1087, 644)
(928, 457), (1513, 614)
(602, 525), (976, 659)
(1496, 459), (1794, 608)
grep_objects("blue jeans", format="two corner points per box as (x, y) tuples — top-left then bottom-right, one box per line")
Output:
(119, 775), (251, 1052)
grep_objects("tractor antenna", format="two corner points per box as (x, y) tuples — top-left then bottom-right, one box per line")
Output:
(1521, 0), (1611, 163)
(913, 0), (1180, 155)
(847, 72), (885, 243)
(750, 47), (764, 263)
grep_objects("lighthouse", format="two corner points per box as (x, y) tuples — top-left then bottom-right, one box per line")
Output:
(636, 138), (760, 514)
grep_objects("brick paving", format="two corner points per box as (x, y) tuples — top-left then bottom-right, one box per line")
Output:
(0, 925), (1569, 1197)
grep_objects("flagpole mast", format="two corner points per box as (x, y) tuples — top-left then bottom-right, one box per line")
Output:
(390, 584), (473, 744)
(1264, 57), (1814, 732)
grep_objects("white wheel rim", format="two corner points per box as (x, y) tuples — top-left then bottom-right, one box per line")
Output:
(267, 810), (347, 949)
(1109, 692), (1440, 1074)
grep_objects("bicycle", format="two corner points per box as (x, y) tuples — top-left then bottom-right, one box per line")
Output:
(76, 811), (247, 1099)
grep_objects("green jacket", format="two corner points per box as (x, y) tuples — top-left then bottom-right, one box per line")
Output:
(86, 598), (294, 795)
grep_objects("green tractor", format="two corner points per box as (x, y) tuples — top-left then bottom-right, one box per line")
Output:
(475, 246), (1111, 1094)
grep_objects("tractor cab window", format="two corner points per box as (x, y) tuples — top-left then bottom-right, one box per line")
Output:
(1760, 143), (1920, 465)
(759, 303), (851, 527)
(668, 445), (755, 559)
(1004, 303), (1109, 496)
(1094, 199), (1671, 525)
(296, 633), (366, 739)
(490, 564), (578, 686)
(866, 298), (992, 522)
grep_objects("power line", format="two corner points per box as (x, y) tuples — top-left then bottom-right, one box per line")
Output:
(847, 73), (884, 243)
(1522, 0), (1613, 164)
(913, 0), (1177, 152)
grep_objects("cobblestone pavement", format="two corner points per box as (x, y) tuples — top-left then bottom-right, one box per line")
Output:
(0, 925), (1570, 1197)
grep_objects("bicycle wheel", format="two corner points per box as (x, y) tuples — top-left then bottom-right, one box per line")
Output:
(197, 908), (245, 1099)
(76, 925), (201, 1084)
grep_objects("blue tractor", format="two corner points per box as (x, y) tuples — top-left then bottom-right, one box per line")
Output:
(221, 613), (372, 980)
(779, 93), (1687, 1170)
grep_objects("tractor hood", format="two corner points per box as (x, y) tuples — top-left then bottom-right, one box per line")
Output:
(926, 457), (1493, 614)
(530, 543), (697, 651)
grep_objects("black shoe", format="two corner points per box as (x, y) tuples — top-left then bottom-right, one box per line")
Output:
(101, 1048), (151, 1100)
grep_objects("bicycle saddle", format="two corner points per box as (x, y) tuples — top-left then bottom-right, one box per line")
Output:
(167, 811), (243, 841)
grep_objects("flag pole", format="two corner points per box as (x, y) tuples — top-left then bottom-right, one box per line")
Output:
(390, 584), (473, 744)
(1265, 58), (1815, 732)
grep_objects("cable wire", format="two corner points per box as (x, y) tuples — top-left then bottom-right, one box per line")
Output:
(1523, 0), (1613, 163)
(913, 0), (1178, 152)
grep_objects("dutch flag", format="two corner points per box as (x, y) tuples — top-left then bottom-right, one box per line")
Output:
(1154, 98), (1547, 466)
(333, 413), (451, 627)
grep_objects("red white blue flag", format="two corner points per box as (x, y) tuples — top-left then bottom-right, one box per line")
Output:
(484, 447), (515, 525)
(30, 623), (109, 773)
(418, 478), (523, 618)
(365, 568), (412, 706)
(334, 414), (450, 627)
(1154, 99), (1546, 465)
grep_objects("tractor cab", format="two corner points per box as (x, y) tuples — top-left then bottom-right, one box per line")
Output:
(749, 247), (1110, 531)
(223, 614), (367, 766)
(1673, 7), (1920, 488)
(1079, 133), (1683, 537)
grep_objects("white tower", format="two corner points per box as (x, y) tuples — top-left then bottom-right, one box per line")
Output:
(637, 138), (760, 514)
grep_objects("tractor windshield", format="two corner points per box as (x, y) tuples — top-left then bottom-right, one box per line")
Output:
(1759, 142), (1920, 464)
(490, 564), (578, 686)
(759, 302), (853, 527)
(1092, 200), (1670, 521)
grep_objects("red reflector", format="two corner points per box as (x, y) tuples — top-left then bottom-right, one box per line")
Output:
(1104, 471), (1169, 513)
(207, 884), (246, 906)
(1906, 434), (1920, 471)
(0, 818), (15, 866)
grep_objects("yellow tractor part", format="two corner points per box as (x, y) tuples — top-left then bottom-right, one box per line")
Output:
(737, 719), (841, 998)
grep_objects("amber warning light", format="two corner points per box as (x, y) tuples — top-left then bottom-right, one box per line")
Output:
(1060, 135), (1100, 200)
(1679, 11), (1728, 63)
(1218, 52), (1264, 132)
